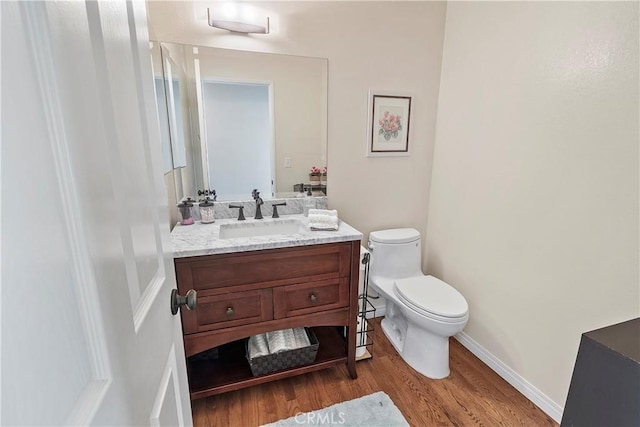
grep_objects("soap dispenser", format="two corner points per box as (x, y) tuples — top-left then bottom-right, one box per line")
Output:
(183, 197), (200, 221)
(199, 197), (215, 224)
(177, 199), (195, 225)
(303, 187), (316, 217)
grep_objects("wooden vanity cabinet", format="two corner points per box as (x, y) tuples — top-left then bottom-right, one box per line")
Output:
(174, 240), (360, 400)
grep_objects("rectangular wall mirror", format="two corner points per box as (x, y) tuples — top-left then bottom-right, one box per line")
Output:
(153, 42), (328, 202)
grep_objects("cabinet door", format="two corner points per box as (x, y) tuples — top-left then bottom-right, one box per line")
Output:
(273, 278), (349, 319)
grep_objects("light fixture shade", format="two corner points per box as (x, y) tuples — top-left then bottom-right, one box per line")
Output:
(207, 8), (269, 34)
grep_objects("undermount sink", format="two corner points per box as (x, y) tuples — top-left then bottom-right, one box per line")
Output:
(219, 219), (310, 239)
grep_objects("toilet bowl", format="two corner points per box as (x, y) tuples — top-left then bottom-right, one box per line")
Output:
(368, 228), (469, 379)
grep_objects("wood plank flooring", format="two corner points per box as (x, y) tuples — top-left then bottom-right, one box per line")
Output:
(191, 318), (558, 426)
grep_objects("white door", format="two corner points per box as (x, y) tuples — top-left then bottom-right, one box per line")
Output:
(1, 1), (192, 425)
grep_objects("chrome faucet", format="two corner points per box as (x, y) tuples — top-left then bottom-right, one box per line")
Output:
(252, 189), (264, 219)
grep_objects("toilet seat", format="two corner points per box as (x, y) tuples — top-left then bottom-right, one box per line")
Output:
(394, 276), (468, 321)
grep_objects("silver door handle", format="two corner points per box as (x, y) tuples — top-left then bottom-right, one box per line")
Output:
(170, 289), (197, 315)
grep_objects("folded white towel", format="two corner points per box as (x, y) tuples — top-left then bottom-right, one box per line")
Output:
(266, 329), (297, 353)
(248, 333), (270, 359)
(308, 209), (339, 231)
(292, 327), (311, 348)
(308, 208), (338, 218)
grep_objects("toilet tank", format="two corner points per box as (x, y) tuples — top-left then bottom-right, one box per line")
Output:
(368, 228), (423, 280)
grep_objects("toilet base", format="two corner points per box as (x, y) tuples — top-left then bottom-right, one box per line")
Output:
(381, 315), (451, 379)
(381, 316), (405, 355)
(379, 297), (460, 380)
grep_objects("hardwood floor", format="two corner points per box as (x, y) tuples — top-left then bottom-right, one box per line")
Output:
(191, 318), (558, 426)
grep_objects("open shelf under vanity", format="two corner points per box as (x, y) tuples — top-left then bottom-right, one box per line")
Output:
(187, 326), (348, 399)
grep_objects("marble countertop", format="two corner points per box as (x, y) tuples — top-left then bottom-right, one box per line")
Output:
(171, 214), (363, 258)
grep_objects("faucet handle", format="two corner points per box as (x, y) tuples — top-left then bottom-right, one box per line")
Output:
(271, 202), (287, 218)
(252, 189), (259, 199)
(228, 204), (246, 221)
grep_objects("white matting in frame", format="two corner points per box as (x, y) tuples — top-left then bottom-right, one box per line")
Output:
(366, 90), (412, 157)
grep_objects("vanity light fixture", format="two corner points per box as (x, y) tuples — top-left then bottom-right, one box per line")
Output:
(207, 8), (269, 34)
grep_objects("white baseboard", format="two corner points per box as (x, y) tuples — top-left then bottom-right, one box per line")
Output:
(370, 305), (385, 318)
(366, 295), (386, 318)
(454, 331), (563, 423)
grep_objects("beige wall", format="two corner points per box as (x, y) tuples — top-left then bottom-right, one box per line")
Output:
(147, 1), (448, 240)
(427, 1), (639, 408)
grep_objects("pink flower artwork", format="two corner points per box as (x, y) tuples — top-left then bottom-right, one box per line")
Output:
(377, 110), (403, 141)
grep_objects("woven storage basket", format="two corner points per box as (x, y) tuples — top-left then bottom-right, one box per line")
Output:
(247, 328), (319, 376)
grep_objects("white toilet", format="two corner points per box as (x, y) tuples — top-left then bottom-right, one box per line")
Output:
(368, 228), (469, 379)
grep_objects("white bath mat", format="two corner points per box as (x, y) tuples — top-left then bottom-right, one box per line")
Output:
(262, 391), (409, 426)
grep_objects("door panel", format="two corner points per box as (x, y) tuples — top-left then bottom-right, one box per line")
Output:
(91, 0), (164, 307)
(2, 3), (112, 425)
(83, 0), (166, 330)
(150, 345), (185, 426)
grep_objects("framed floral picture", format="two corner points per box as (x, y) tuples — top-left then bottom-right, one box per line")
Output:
(366, 90), (412, 157)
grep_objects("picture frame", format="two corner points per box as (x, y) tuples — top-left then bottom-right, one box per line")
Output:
(366, 90), (412, 157)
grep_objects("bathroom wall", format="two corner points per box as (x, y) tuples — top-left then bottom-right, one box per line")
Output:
(146, 1), (448, 242)
(427, 1), (639, 411)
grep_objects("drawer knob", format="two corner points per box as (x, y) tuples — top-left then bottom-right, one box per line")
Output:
(226, 307), (235, 317)
(170, 289), (197, 315)
(310, 294), (318, 304)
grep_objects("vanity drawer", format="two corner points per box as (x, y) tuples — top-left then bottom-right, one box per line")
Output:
(273, 278), (349, 319)
(182, 289), (273, 334)
(175, 243), (352, 292)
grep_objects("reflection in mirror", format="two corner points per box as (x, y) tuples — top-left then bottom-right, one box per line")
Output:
(202, 80), (274, 199)
(152, 42), (200, 205)
(152, 42), (328, 204)
(186, 45), (328, 201)
(161, 46), (187, 169)
(149, 42), (173, 173)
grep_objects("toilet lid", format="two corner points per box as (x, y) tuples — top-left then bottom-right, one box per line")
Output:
(369, 228), (420, 244)
(394, 276), (468, 318)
